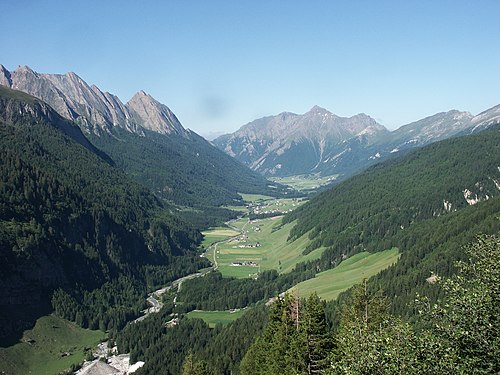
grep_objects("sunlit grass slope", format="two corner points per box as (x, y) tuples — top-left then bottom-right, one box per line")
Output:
(291, 248), (400, 300)
(0, 315), (105, 375)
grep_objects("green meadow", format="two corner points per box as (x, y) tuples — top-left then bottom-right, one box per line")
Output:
(200, 227), (240, 249)
(269, 174), (338, 191)
(0, 314), (105, 375)
(291, 248), (400, 300)
(214, 217), (326, 277)
(202, 196), (319, 278)
(238, 193), (274, 203)
(186, 309), (247, 328)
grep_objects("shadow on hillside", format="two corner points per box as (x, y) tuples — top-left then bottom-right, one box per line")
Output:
(0, 300), (51, 347)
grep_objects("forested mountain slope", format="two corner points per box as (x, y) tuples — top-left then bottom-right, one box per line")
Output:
(88, 127), (289, 211)
(285, 127), (500, 254)
(108, 125), (500, 374)
(0, 86), (206, 343)
(0, 65), (290, 223)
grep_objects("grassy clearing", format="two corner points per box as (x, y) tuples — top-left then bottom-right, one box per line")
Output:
(214, 216), (326, 278)
(202, 196), (316, 278)
(186, 309), (247, 328)
(269, 174), (339, 191)
(239, 193), (274, 203)
(0, 314), (105, 375)
(291, 248), (400, 301)
(201, 227), (240, 248)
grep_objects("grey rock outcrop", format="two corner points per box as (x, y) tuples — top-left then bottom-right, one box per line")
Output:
(127, 90), (187, 136)
(470, 103), (500, 132)
(0, 65), (186, 136)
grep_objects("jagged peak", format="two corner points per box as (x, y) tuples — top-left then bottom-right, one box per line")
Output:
(15, 65), (36, 75)
(130, 90), (151, 100)
(308, 105), (330, 114)
(0, 64), (12, 87)
(65, 71), (83, 81)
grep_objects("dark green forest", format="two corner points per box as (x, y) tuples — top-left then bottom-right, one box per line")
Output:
(242, 234), (499, 374)
(88, 127), (295, 229)
(0, 87), (207, 343)
(114, 127), (500, 374)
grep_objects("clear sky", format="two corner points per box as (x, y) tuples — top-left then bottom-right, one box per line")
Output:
(1, 0), (499, 136)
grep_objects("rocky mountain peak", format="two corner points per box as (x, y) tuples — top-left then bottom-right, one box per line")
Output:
(126, 91), (187, 136)
(309, 105), (328, 113)
(0, 64), (188, 138)
(0, 64), (12, 86)
(15, 65), (35, 74)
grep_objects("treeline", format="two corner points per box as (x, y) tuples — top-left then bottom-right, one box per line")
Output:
(175, 269), (315, 312)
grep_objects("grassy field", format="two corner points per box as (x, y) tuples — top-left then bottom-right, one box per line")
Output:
(214, 217), (326, 277)
(202, 196), (319, 278)
(0, 314), (105, 375)
(238, 193), (275, 203)
(269, 174), (338, 191)
(291, 248), (400, 300)
(187, 309), (247, 328)
(200, 227), (240, 249)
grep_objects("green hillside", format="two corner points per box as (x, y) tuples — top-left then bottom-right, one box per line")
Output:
(0, 315), (104, 375)
(286, 128), (500, 257)
(291, 248), (399, 300)
(0, 86), (206, 344)
(88, 128), (293, 228)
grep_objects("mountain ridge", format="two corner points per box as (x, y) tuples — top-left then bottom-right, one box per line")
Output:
(0, 64), (184, 136)
(0, 65), (289, 218)
(214, 103), (499, 178)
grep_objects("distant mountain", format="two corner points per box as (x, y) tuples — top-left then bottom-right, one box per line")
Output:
(375, 110), (473, 154)
(469, 103), (500, 133)
(214, 106), (389, 176)
(0, 65), (288, 223)
(214, 104), (499, 179)
(0, 86), (205, 342)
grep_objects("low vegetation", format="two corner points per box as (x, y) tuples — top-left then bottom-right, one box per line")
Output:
(186, 309), (247, 328)
(291, 248), (400, 300)
(0, 314), (105, 375)
(269, 173), (339, 192)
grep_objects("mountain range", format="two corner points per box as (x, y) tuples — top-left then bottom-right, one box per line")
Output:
(0, 64), (186, 136)
(0, 65), (288, 226)
(214, 103), (500, 179)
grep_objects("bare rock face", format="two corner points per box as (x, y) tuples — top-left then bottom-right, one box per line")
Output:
(0, 65), (187, 137)
(470, 103), (500, 132)
(126, 90), (187, 136)
(0, 64), (12, 86)
(213, 106), (389, 176)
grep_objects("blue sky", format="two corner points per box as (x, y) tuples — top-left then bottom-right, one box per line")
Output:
(1, 1), (499, 135)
